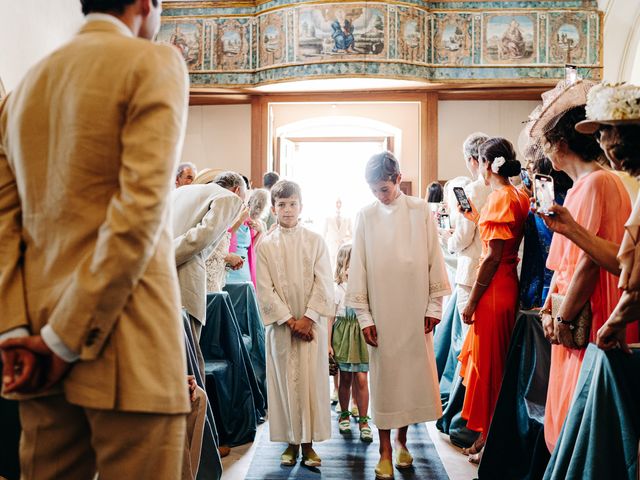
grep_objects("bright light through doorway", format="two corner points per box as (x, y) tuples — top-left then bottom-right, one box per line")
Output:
(281, 140), (386, 234)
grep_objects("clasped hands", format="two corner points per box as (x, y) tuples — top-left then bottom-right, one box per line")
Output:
(362, 317), (440, 348)
(0, 335), (71, 394)
(286, 316), (315, 342)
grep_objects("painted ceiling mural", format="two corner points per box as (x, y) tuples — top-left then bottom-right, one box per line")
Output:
(160, 0), (601, 88)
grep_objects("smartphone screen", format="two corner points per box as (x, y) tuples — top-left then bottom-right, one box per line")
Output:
(534, 174), (555, 214)
(453, 187), (472, 212)
(438, 213), (451, 230)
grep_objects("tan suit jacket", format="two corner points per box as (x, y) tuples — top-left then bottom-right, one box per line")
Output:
(0, 21), (190, 414)
(172, 183), (243, 324)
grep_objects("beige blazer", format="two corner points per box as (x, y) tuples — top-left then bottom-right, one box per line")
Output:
(0, 21), (191, 414)
(172, 183), (243, 324)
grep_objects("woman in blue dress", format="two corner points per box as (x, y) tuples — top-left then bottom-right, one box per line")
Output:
(519, 156), (572, 309)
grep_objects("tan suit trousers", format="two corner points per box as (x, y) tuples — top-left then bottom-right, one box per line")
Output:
(19, 395), (186, 480)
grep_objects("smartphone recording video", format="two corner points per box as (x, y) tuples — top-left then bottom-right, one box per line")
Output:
(534, 174), (555, 215)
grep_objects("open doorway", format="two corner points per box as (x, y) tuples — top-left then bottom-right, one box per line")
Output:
(274, 113), (402, 236)
(279, 138), (387, 234)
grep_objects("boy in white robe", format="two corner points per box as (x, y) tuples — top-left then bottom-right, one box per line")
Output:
(347, 152), (451, 480)
(256, 180), (334, 467)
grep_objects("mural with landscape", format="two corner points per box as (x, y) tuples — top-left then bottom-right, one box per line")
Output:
(159, 0), (602, 87)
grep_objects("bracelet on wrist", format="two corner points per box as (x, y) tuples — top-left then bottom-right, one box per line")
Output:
(555, 316), (575, 329)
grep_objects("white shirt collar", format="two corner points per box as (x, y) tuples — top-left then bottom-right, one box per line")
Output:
(85, 13), (134, 38)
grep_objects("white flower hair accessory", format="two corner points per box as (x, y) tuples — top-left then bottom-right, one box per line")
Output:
(491, 156), (506, 173)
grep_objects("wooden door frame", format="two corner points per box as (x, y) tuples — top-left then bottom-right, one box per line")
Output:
(252, 91), (438, 197)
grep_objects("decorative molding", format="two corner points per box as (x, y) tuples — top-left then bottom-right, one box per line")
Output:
(161, 0), (602, 88)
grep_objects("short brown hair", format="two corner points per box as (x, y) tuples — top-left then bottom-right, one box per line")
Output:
(270, 180), (302, 207)
(365, 151), (400, 184)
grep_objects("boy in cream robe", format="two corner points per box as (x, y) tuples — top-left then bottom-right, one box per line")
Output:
(257, 180), (334, 467)
(347, 152), (450, 479)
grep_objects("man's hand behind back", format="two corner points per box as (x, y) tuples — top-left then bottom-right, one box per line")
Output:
(0, 335), (71, 394)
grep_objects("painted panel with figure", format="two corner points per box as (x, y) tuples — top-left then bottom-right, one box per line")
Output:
(548, 12), (588, 64)
(213, 18), (252, 71)
(295, 5), (386, 61)
(433, 12), (472, 65)
(259, 11), (286, 68)
(158, 20), (204, 70)
(483, 13), (537, 64)
(397, 7), (426, 64)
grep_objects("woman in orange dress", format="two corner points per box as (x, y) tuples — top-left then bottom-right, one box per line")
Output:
(531, 103), (636, 452)
(457, 137), (531, 460)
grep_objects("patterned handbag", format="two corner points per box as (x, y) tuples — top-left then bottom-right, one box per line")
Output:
(551, 293), (592, 349)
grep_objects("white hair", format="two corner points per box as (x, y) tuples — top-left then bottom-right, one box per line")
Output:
(462, 132), (490, 161)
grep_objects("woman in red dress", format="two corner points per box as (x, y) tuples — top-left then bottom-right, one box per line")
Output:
(458, 137), (531, 461)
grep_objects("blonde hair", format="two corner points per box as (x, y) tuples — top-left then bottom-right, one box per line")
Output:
(334, 243), (352, 285)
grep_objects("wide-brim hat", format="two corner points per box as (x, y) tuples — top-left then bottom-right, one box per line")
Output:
(529, 79), (596, 140)
(575, 83), (640, 134)
(193, 168), (223, 185)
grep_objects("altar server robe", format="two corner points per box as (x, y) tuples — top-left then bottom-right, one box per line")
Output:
(257, 224), (334, 443)
(347, 193), (450, 429)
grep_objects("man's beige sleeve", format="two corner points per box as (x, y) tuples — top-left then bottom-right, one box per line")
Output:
(46, 46), (189, 359)
(0, 97), (29, 335)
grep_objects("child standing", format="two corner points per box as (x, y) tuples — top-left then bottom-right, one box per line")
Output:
(328, 244), (373, 442)
(256, 180), (334, 467)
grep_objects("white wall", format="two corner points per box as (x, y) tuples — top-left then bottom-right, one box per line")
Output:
(0, 0), (83, 92)
(438, 100), (540, 180)
(599, 0), (640, 82)
(183, 105), (252, 176)
(186, 101), (541, 190)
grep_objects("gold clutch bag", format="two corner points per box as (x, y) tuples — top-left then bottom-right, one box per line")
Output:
(551, 293), (592, 349)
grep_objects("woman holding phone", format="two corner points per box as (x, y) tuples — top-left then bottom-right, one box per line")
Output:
(456, 137), (530, 462)
(527, 80), (635, 453)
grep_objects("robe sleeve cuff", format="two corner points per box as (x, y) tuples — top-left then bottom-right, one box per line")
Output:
(304, 308), (321, 323)
(354, 308), (375, 330)
(425, 297), (443, 320)
(276, 314), (291, 326)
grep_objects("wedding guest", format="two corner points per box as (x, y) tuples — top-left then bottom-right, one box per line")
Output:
(519, 152), (572, 309)
(445, 133), (492, 320)
(534, 83), (640, 350)
(527, 80), (635, 453)
(457, 138), (529, 462)
(0, 1), (192, 477)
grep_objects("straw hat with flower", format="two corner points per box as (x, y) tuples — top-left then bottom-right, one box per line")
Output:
(575, 83), (640, 134)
